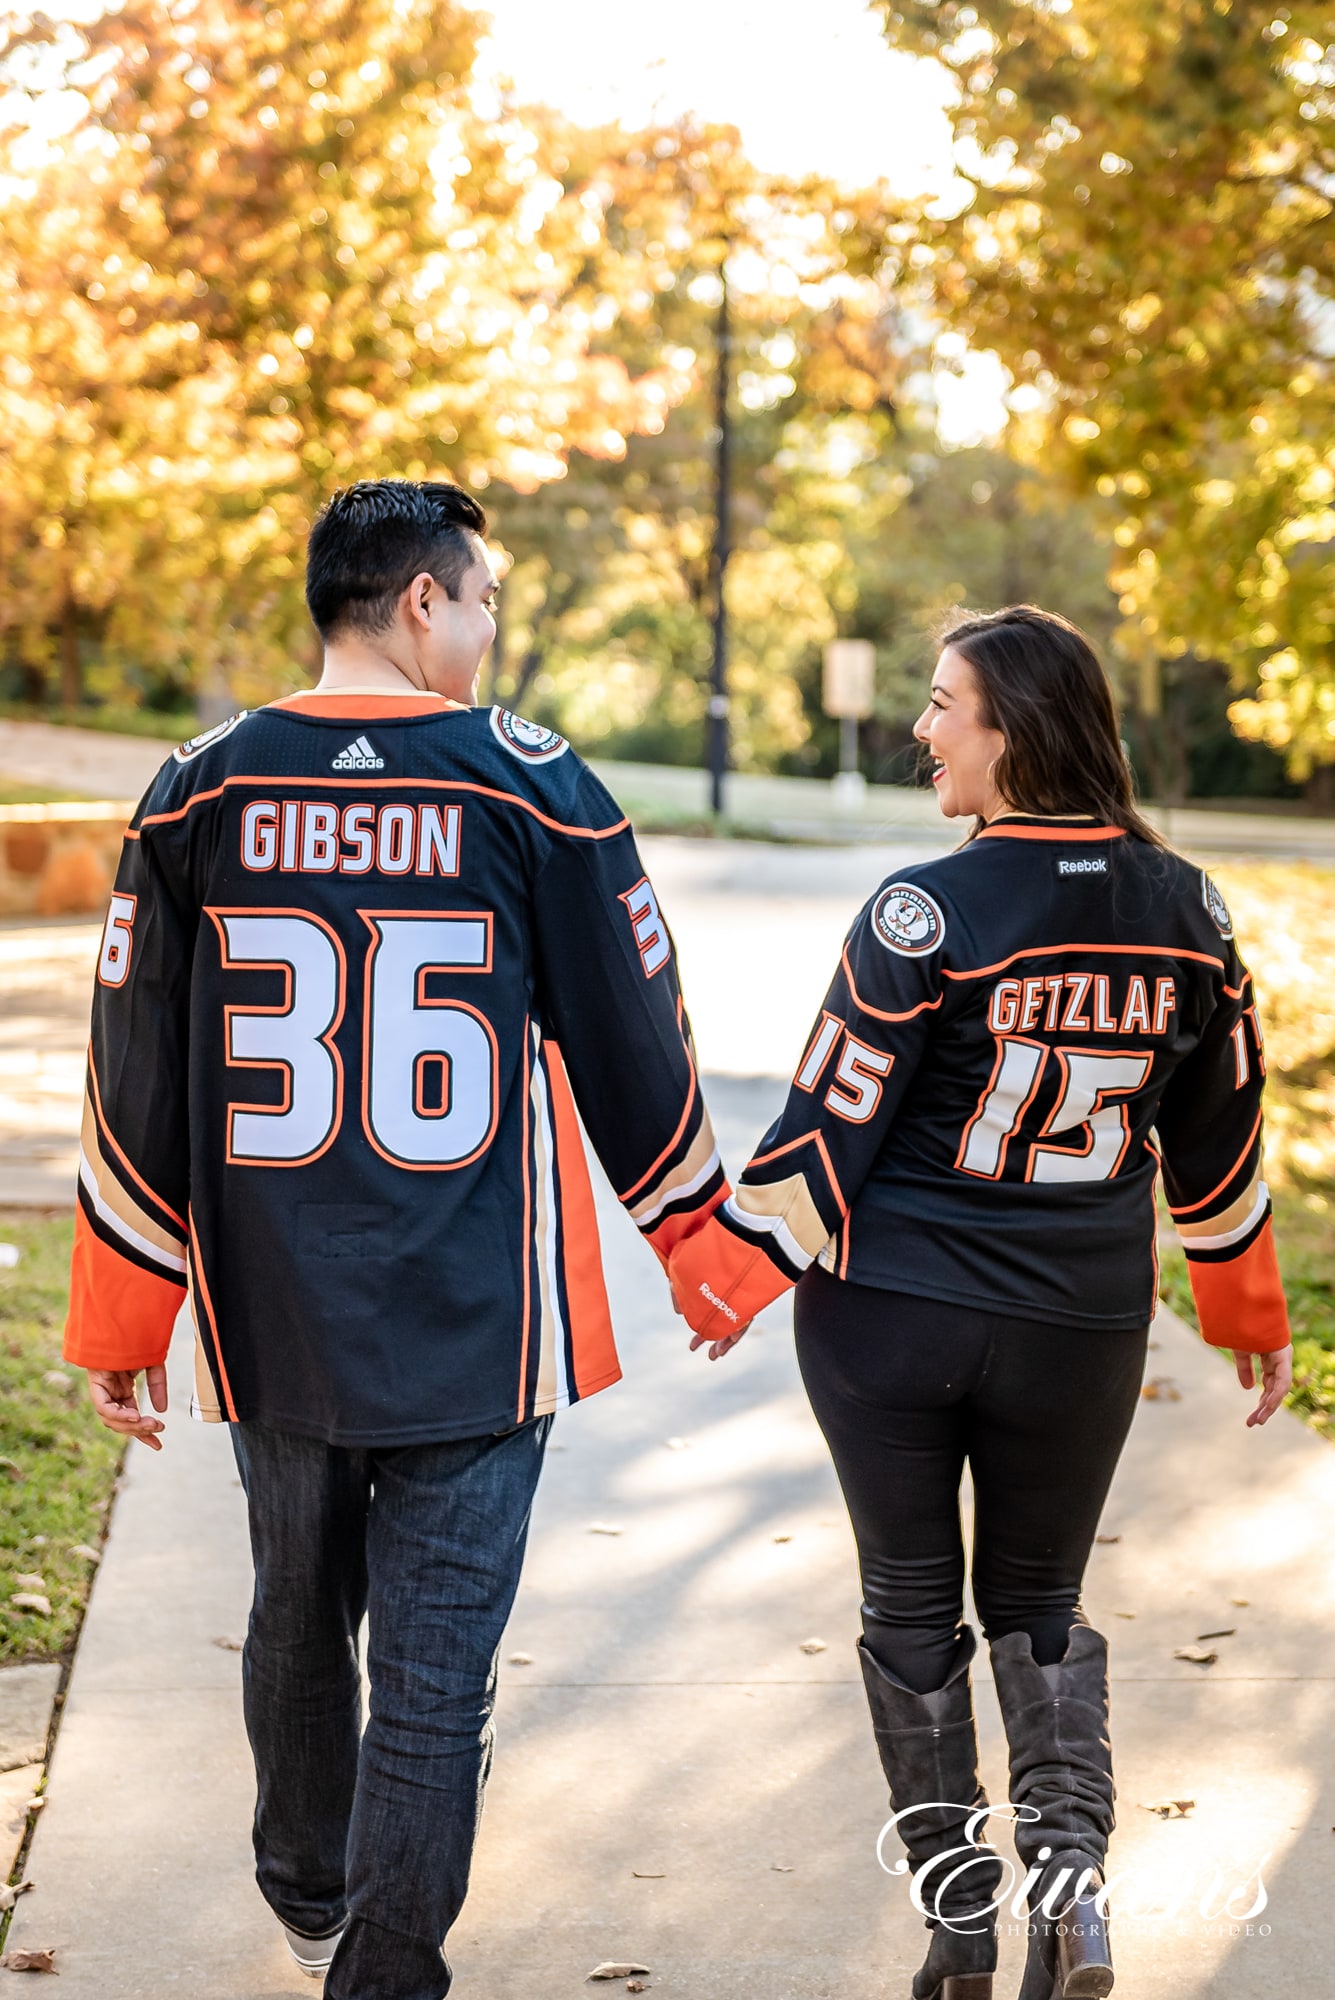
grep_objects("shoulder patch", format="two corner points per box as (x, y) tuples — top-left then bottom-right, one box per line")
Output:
(173, 711), (248, 763)
(489, 707), (568, 765)
(1201, 870), (1233, 939)
(871, 882), (946, 958)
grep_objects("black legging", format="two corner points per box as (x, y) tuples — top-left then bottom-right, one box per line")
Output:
(794, 1264), (1148, 1695)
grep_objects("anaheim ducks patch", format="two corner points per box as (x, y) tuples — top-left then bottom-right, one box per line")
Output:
(1201, 870), (1233, 939)
(489, 707), (568, 764)
(872, 882), (946, 957)
(173, 711), (248, 763)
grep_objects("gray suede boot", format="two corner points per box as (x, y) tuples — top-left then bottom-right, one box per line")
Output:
(990, 1623), (1116, 2000)
(859, 1627), (1002, 2000)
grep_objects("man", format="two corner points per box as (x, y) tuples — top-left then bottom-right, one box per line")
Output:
(65, 479), (731, 1999)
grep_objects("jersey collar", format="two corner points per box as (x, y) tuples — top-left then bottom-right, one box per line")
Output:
(266, 691), (469, 720)
(978, 814), (1127, 842)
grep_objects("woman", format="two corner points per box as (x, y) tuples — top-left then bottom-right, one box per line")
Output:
(669, 606), (1292, 2000)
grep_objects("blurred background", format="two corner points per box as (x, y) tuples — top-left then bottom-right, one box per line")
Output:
(0, 0), (1331, 804)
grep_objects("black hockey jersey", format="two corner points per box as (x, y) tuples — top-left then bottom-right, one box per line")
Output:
(670, 816), (1290, 1352)
(65, 692), (727, 1445)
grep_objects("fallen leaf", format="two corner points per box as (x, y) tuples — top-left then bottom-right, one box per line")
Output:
(41, 1371), (71, 1393)
(772, 1533), (793, 1544)
(68, 1546), (100, 1565)
(631, 1870), (665, 1879)
(1196, 1628), (1236, 1642)
(1231, 1597), (1250, 1608)
(664, 1438), (690, 1451)
(14, 1574), (45, 1592)
(1095, 1534), (1121, 1545)
(508, 1653), (534, 1666)
(626, 1984), (650, 1995)
(0, 1948), (56, 1973)
(212, 1635), (244, 1652)
(1115, 1611), (1136, 1620)
(799, 1637), (827, 1655)
(0, 1881), (33, 1912)
(1173, 1646), (1217, 1666)
(1141, 1378), (1182, 1402)
(771, 1863), (794, 1872)
(10, 1594), (51, 1618)
(1140, 1798), (1196, 1819)
(588, 1523), (623, 1536)
(0, 1458), (22, 1481)
(587, 1965), (650, 1982)
(21, 1798), (45, 1815)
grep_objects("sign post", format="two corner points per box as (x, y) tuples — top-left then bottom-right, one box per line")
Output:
(822, 638), (875, 811)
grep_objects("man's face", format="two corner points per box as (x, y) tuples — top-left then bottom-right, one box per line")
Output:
(414, 539), (500, 703)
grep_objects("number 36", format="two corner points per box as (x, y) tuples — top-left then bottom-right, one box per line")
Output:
(208, 908), (497, 1171)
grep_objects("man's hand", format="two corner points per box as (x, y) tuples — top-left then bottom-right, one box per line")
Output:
(1233, 1344), (1292, 1428)
(86, 1367), (168, 1450)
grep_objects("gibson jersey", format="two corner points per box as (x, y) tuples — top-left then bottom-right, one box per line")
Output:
(65, 692), (726, 1445)
(670, 816), (1289, 1352)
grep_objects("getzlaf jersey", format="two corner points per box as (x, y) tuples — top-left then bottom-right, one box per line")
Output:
(64, 692), (726, 1446)
(670, 815), (1290, 1351)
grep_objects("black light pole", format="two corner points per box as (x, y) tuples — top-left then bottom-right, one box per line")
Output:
(707, 258), (731, 817)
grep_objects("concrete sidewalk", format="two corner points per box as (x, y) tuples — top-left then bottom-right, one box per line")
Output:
(6, 1073), (1335, 1995)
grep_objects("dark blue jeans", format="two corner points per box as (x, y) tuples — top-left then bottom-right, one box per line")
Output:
(229, 1414), (551, 2000)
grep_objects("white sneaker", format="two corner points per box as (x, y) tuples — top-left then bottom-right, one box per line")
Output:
(281, 1921), (346, 1979)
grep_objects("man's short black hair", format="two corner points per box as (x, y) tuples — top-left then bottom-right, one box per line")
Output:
(305, 479), (489, 640)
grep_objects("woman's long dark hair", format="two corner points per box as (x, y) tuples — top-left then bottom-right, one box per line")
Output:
(937, 604), (1164, 845)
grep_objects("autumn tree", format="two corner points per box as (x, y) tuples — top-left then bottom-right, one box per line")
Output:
(880, 0), (1335, 789)
(0, 0), (684, 704)
(482, 114), (918, 771)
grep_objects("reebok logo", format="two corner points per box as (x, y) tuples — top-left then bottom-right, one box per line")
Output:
(698, 1281), (739, 1323)
(1057, 856), (1109, 877)
(332, 735), (384, 772)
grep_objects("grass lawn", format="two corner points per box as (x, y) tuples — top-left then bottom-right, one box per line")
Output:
(0, 783), (93, 806)
(0, 1212), (122, 1667)
(0, 701), (194, 743)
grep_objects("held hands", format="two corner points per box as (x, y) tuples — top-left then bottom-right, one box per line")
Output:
(669, 1281), (751, 1361)
(86, 1366), (169, 1450)
(1233, 1344), (1292, 1428)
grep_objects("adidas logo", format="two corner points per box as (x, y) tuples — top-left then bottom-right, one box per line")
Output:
(332, 735), (384, 771)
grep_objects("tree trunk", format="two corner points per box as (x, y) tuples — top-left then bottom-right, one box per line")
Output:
(59, 591), (80, 710)
(1303, 764), (1335, 815)
(508, 641), (545, 710)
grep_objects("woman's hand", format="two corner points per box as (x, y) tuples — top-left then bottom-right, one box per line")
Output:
(670, 1281), (749, 1359)
(1232, 1345), (1292, 1428)
(689, 1325), (750, 1361)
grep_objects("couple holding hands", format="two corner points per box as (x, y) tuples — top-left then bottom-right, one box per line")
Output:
(66, 478), (1288, 2000)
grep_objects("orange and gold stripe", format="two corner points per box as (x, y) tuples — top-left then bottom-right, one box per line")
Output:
(64, 1209), (185, 1371)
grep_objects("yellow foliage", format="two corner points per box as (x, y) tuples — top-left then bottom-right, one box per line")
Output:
(1213, 862), (1335, 1186)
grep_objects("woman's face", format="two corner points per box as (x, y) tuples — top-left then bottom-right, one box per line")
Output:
(913, 646), (1008, 821)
